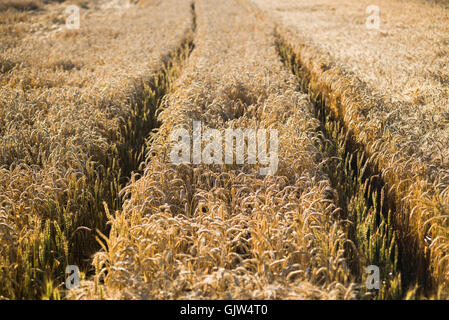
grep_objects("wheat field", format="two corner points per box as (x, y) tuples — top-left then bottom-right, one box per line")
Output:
(0, 0), (448, 300)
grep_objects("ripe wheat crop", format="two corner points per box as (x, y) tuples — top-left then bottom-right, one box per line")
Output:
(1, 0), (448, 301)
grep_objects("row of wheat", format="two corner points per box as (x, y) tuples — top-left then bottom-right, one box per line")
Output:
(3, 0), (447, 300)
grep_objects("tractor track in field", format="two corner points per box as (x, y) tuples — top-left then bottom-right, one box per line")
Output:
(237, 0), (420, 299)
(118, 4), (196, 184)
(77, 2), (197, 281)
(274, 33), (431, 298)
